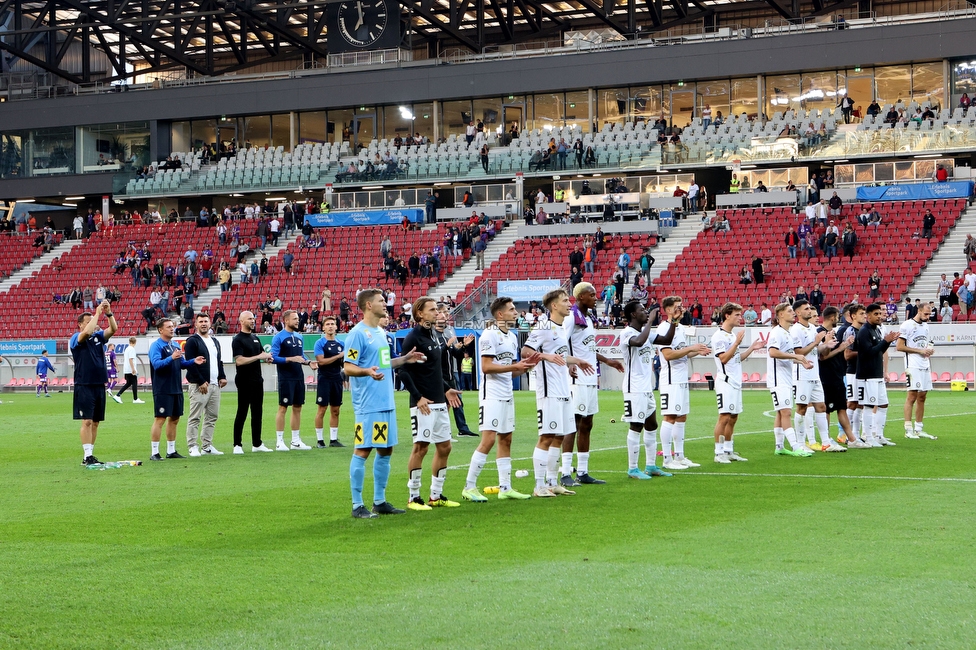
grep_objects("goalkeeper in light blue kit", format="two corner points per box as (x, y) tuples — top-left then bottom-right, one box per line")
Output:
(36, 349), (56, 397)
(343, 288), (425, 519)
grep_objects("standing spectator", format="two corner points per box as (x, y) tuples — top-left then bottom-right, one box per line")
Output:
(257, 217), (268, 250)
(810, 284), (825, 313)
(282, 250), (294, 275)
(935, 165), (949, 182)
(148, 319), (203, 461)
(785, 226), (799, 258)
(964, 234), (976, 262)
(759, 303), (772, 326)
(473, 237), (486, 270)
(751, 255), (765, 284)
(868, 271), (882, 299)
(941, 302), (953, 323)
(218, 266), (231, 292)
(638, 249), (654, 281)
(73, 214), (84, 239)
(828, 191), (843, 218)
(569, 246), (584, 271)
(82, 286), (94, 310)
(465, 120), (477, 146)
(938, 273), (953, 308)
(380, 235), (392, 259)
(842, 223), (858, 260)
(922, 209), (936, 239)
(824, 221), (839, 258)
(839, 94), (855, 124)
(617, 247), (631, 284)
(183, 314), (227, 457)
(743, 304), (758, 326)
(269, 214), (281, 245)
(425, 192), (438, 225)
(480, 143), (490, 173)
(321, 287), (332, 313)
(460, 352), (474, 391)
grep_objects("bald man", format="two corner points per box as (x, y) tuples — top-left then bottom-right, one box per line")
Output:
(232, 311), (274, 453)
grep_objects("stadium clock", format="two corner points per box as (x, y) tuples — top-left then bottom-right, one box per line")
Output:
(330, 0), (396, 51)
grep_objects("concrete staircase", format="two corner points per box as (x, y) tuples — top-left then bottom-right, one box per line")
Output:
(646, 217), (710, 283)
(432, 222), (521, 301)
(906, 205), (976, 301)
(0, 238), (86, 293)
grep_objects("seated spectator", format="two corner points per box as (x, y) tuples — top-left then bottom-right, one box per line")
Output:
(755, 180), (768, 193)
(714, 215), (730, 233)
(739, 266), (752, 285)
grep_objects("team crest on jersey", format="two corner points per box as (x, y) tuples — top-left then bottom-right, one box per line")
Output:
(492, 419), (499, 426)
(800, 394), (807, 401)
(578, 404), (585, 412)
(481, 339), (492, 351)
(549, 421), (557, 429)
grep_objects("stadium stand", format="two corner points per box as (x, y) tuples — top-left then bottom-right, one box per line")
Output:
(204, 223), (472, 333)
(452, 233), (658, 310)
(0, 222), (236, 339)
(649, 199), (968, 319)
(0, 232), (61, 279)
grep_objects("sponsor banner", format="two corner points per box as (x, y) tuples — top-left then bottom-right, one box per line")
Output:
(497, 279), (564, 302)
(305, 209), (423, 228)
(594, 324), (976, 358)
(855, 181), (973, 201)
(0, 339), (57, 355)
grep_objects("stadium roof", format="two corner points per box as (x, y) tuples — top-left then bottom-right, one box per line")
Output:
(0, 0), (875, 83)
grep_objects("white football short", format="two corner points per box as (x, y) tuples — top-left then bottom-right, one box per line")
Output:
(857, 378), (888, 407)
(845, 373), (857, 402)
(793, 379), (825, 406)
(623, 391), (656, 423)
(769, 383), (794, 411)
(716, 382), (743, 415)
(410, 404), (452, 444)
(659, 382), (690, 416)
(479, 398), (515, 434)
(906, 369), (932, 392)
(571, 384), (599, 417)
(536, 396), (575, 436)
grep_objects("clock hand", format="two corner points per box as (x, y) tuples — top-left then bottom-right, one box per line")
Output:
(354, 1), (364, 30)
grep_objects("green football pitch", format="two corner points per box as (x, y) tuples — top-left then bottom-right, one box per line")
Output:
(1, 389), (974, 649)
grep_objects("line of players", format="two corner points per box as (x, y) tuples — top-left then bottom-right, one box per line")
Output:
(66, 286), (937, 518)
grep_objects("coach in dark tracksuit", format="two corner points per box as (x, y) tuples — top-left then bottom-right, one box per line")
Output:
(434, 311), (477, 437)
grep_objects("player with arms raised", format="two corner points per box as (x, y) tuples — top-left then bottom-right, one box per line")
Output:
(522, 288), (594, 497)
(766, 303), (814, 457)
(657, 296), (711, 470)
(710, 302), (764, 463)
(898, 301), (937, 440)
(461, 297), (539, 502)
(343, 288), (425, 519)
(70, 300), (119, 465)
(620, 300), (678, 479)
(560, 282), (625, 486)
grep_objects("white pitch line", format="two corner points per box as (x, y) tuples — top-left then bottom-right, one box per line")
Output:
(445, 411), (973, 471)
(585, 470), (976, 483)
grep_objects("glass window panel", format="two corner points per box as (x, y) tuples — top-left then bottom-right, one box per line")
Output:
(915, 160), (935, 179)
(835, 164), (854, 185)
(473, 97), (502, 135)
(473, 185), (488, 203)
(598, 88), (627, 130)
(769, 169), (791, 188)
(670, 85), (695, 128)
(631, 86), (663, 125)
(385, 190), (400, 206)
(299, 111), (326, 144)
(854, 164), (874, 183)
(845, 75), (874, 115)
(383, 105), (414, 140)
(765, 74), (800, 118)
(28, 126), (75, 174)
(951, 59), (976, 105)
(271, 113), (290, 148)
(327, 109), (353, 145)
(565, 91), (589, 130)
(487, 184), (503, 201)
(0, 133), (24, 178)
(731, 77), (758, 121)
(875, 65), (911, 106)
(370, 191), (385, 207)
(353, 108), (375, 146)
(354, 192), (369, 208)
(78, 121), (150, 172)
(874, 162), (894, 182)
(894, 161), (915, 180)
(241, 115), (271, 148)
(191, 119), (216, 150)
(441, 100), (472, 138)
(697, 79), (729, 123)
(412, 103), (434, 141)
(912, 62), (944, 109)
(503, 183), (517, 200)
(533, 93), (563, 132)
(799, 71), (838, 115)
(171, 121), (191, 153)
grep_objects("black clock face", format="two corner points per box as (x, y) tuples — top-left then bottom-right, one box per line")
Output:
(336, 0), (389, 48)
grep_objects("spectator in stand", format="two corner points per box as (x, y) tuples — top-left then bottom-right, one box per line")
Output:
(941, 301), (953, 323)
(689, 300), (703, 325)
(824, 221), (839, 258)
(637, 249), (654, 281)
(785, 226), (800, 259)
(867, 99), (881, 118)
(759, 303), (772, 326)
(922, 208), (936, 239)
(616, 247), (631, 284)
(751, 255), (765, 284)
(885, 296), (899, 324)
(755, 180), (768, 193)
(738, 266), (752, 285)
(282, 250), (294, 275)
(935, 165), (949, 182)
(569, 267), (583, 291)
(842, 223), (858, 260)
(465, 120), (477, 146)
(569, 246), (584, 271)
(964, 234), (976, 262)
(828, 191), (842, 218)
(73, 215), (84, 239)
(868, 271), (882, 299)
(938, 273), (952, 308)
(810, 284), (825, 313)
(218, 266), (231, 292)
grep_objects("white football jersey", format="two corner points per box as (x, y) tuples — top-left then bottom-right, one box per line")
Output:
(620, 326), (656, 393)
(766, 325), (795, 388)
(525, 315), (571, 398)
(898, 318), (931, 370)
(564, 311), (598, 387)
(656, 322), (690, 386)
(711, 328), (742, 390)
(790, 322), (820, 381)
(479, 327), (519, 401)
